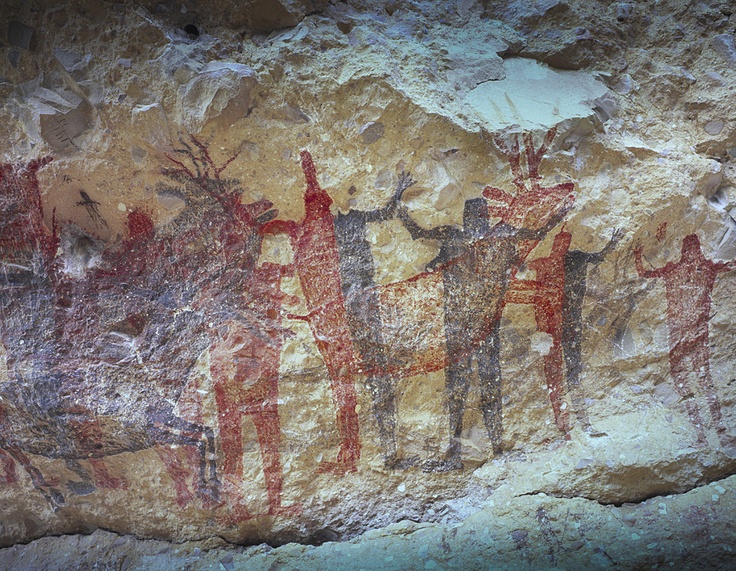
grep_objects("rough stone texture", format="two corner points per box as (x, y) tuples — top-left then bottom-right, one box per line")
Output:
(1, 0), (736, 568)
(2, 475), (736, 569)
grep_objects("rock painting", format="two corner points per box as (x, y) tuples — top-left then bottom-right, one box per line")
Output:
(0, 137), (298, 519)
(333, 172), (418, 469)
(163, 137), (297, 517)
(262, 151), (363, 475)
(635, 233), (736, 448)
(76, 190), (108, 229)
(207, 264), (301, 518)
(393, 128), (574, 469)
(1, 126), (732, 521)
(507, 227), (622, 435)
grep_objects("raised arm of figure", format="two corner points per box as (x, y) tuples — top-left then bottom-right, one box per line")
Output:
(633, 243), (666, 279)
(584, 228), (624, 264)
(363, 171), (417, 223)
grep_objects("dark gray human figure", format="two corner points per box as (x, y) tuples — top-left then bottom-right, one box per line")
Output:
(333, 172), (417, 469)
(398, 198), (568, 471)
(561, 229), (622, 432)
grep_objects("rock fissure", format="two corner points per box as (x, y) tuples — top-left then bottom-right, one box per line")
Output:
(514, 469), (736, 508)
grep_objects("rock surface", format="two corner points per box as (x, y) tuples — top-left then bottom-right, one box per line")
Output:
(2, 475), (736, 569)
(1, 0), (735, 567)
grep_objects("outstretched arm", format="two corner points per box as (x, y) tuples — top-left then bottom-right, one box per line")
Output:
(363, 171), (417, 223)
(585, 228), (624, 264)
(633, 243), (665, 278)
(397, 205), (455, 241)
(715, 259), (736, 273)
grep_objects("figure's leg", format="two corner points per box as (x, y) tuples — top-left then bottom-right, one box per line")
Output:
(249, 406), (301, 516)
(562, 314), (592, 433)
(448, 354), (473, 466)
(543, 330), (569, 436)
(317, 364), (361, 474)
(357, 292), (417, 470)
(477, 324), (504, 456)
(158, 414), (220, 508)
(310, 309), (362, 474)
(213, 382), (244, 480)
(344, 288), (398, 468)
(423, 349), (472, 473)
(0, 448), (17, 484)
(694, 335), (731, 446)
(533, 299), (569, 436)
(366, 372), (418, 470)
(670, 350), (707, 446)
(366, 372), (397, 461)
(179, 444), (216, 509)
(155, 446), (195, 508)
(212, 383), (253, 519)
(200, 425), (220, 502)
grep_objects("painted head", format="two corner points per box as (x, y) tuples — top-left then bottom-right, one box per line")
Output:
(300, 150), (333, 213)
(681, 232), (703, 260)
(551, 227), (572, 254)
(484, 181), (575, 231)
(681, 233), (701, 257)
(463, 197), (491, 238)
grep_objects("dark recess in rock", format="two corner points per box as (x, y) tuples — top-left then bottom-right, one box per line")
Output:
(7, 21), (36, 51)
(184, 24), (200, 39)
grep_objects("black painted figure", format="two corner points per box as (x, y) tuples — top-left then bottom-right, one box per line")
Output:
(76, 190), (108, 229)
(392, 128), (576, 471)
(334, 172), (417, 469)
(398, 197), (570, 471)
(562, 229), (622, 431)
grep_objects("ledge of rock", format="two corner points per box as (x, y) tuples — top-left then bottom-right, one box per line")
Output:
(2, 475), (735, 569)
(1, 0), (736, 568)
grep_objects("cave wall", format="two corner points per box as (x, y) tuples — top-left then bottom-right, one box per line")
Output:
(1, 0), (736, 567)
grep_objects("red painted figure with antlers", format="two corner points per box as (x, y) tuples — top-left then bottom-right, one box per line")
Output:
(635, 233), (736, 448)
(165, 136), (302, 515)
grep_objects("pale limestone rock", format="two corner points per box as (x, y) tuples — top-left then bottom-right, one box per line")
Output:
(464, 57), (609, 131)
(178, 61), (258, 132)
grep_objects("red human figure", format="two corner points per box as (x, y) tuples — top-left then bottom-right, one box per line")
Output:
(0, 157), (58, 269)
(210, 262), (302, 520)
(506, 230), (571, 436)
(634, 233), (736, 447)
(263, 151), (361, 475)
